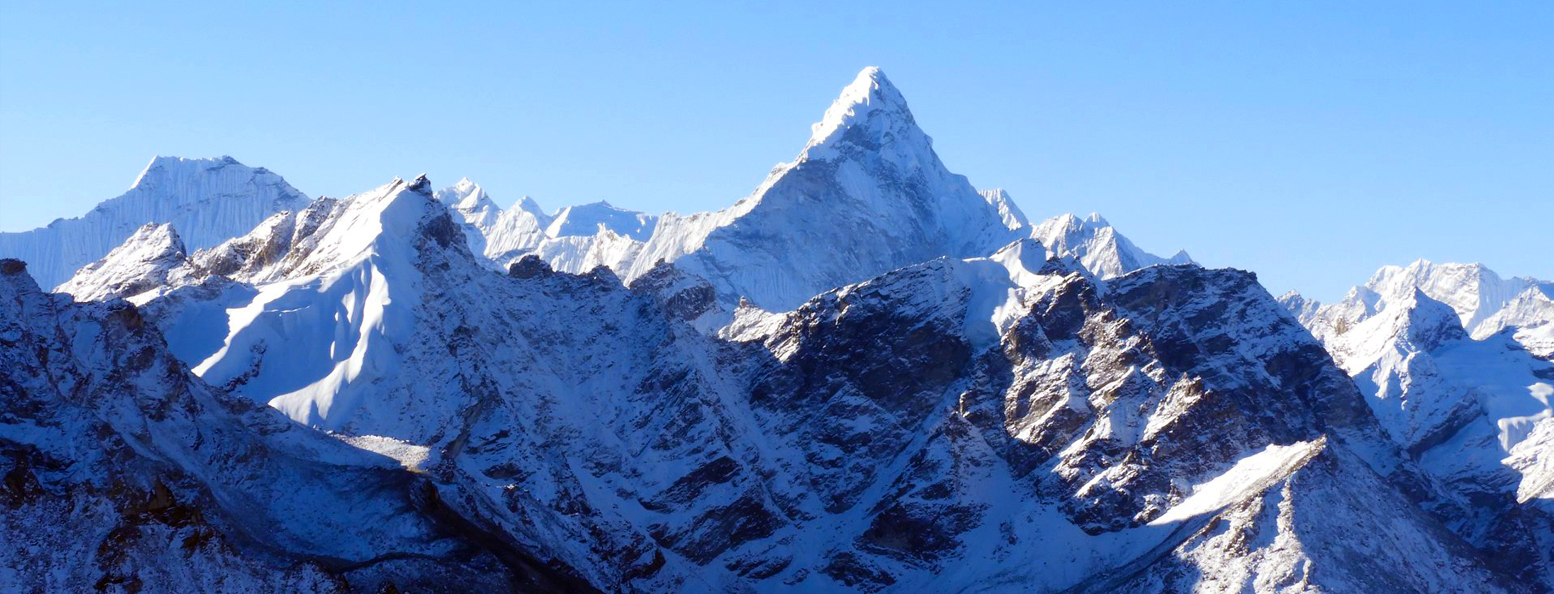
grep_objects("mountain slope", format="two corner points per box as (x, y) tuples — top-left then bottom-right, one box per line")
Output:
(17, 68), (1541, 594)
(620, 66), (1027, 310)
(1283, 263), (1554, 586)
(55, 222), (192, 303)
(0, 259), (595, 593)
(0, 156), (310, 289)
(93, 180), (1521, 592)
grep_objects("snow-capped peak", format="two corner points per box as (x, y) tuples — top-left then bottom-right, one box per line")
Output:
(406, 173), (431, 193)
(128, 155), (245, 190)
(208, 174), (457, 283)
(434, 177), (495, 211)
(1333, 288), (1466, 368)
(0, 155), (310, 289)
(1028, 212), (1193, 279)
(56, 222), (189, 303)
(805, 67), (904, 147)
(800, 66), (935, 173)
(1361, 259), (1547, 337)
(514, 195), (551, 221)
(1297, 259), (1554, 349)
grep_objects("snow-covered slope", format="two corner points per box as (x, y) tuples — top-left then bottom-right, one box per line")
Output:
(1284, 263), (1554, 457)
(1283, 263), (1554, 586)
(622, 67), (1027, 310)
(428, 67), (1034, 311)
(415, 69), (1186, 314)
(95, 181), (1524, 592)
(0, 156), (309, 289)
(547, 201), (657, 240)
(0, 259), (589, 593)
(433, 177), (657, 273)
(55, 222), (192, 303)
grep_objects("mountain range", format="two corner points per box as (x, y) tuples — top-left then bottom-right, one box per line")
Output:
(2, 67), (1549, 593)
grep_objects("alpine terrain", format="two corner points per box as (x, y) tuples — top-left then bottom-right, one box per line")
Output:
(3, 67), (1549, 593)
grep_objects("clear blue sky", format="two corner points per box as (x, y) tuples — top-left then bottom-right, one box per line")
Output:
(1, 1), (1549, 301)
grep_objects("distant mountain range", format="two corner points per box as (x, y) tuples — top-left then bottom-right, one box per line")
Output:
(2, 67), (1549, 593)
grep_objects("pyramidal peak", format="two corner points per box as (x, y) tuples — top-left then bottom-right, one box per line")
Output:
(515, 195), (549, 217)
(977, 188), (1031, 230)
(1396, 288), (1471, 351)
(801, 66), (928, 165)
(434, 177), (496, 211)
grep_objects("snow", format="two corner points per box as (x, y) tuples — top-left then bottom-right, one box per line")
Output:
(15, 64), (1549, 593)
(1293, 264), (1554, 453)
(0, 156), (308, 288)
(545, 201), (658, 240)
(190, 177), (429, 429)
(1149, 439), (1324, 525)
(409, 68), (1186, 316)
(55, 222), (190, 303)
(1515, 322), (1554, 359)
(431, 68), (1161, 313)
(334, 434), (432, 472)
(1433, 332), (1554, 451)
(1505, 417), (1554, 502)
(1299, 259), (1554, 350)
(1028, 212), (1193, 279)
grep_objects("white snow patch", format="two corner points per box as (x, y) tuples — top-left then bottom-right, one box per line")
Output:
(335, 434), (432, 472)
(1150, 439), (1324, 526)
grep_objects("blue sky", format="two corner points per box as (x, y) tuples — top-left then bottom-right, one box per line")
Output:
(1, 1), (1549, 300)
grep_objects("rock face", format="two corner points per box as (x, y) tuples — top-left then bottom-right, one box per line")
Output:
(0, 156), (310, 289)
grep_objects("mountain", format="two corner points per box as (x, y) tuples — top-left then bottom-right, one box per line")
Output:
(0, 259), (591, 593)
(432, 177), (657, 275)
(1291, 260), (1554, 357)
(546, 201), (657, 240)
(0, 156), (310, 289)
(60, 177), (1524, 591)
(1028, 212), (1193, 279)
(55, 222), (191, 303)
(1282, 264), (1554, 586)
(628, 66), (1029, 310)
(435, 68), (1188, 312)
(14, 66), (1549, 593)
(438, 67), (1036, 311)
